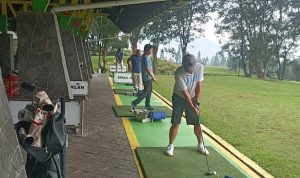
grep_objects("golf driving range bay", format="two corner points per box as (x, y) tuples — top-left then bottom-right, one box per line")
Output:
(110, 66), (300, 178)
(112, 83), (250, 178)
(152, 67), (300, 178)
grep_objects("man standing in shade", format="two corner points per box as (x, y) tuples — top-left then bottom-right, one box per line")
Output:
(165, 54), (209, 156)
(115, 48), (123, 72)
(131, 44), (157, 111)
(127, 49), (143, 95)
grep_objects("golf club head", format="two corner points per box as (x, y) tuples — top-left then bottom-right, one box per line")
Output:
(21, 82), (37, 92)
(205, 171), (217, 176)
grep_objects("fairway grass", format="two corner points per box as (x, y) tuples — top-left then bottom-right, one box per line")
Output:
(153, 70), (300, 178)
(91, 55), (129, 72)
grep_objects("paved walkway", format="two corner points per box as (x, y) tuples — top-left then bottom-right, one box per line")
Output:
(67, 74), (139, 178)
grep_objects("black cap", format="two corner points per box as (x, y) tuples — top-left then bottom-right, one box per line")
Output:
(182, 54), (196, 69)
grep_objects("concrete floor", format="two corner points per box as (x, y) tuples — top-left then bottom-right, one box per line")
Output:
(67, 74), (139, 178)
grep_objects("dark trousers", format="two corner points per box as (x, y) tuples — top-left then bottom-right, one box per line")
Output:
(132, 80), (152, 107)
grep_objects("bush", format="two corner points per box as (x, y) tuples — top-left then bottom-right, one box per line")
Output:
(157, 58), (179, 75)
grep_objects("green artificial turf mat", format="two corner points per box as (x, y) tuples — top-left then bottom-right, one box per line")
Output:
(113, 88), (134, 95)
(136, 147), (248, 178)
(112, 105), (172, 117)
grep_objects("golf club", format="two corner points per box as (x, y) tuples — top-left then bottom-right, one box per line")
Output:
(199, 124), (217, 176)
(196, 105), (217, 176)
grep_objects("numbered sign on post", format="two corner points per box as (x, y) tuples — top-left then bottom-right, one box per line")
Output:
(109, 65), (127, 72)
(114, 73), (133, 84)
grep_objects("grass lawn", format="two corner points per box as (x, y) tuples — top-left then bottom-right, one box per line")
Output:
(204, 66), (239, 76)
(91, 55), (129, 72)
(153, 66), (300, 178)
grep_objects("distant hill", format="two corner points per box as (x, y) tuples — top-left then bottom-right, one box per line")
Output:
(185, 38), (222, 58)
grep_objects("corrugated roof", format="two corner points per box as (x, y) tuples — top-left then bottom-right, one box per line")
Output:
(104, 1), (176, 33)
(103, 1), (182, 32)
(4, 0), (186, 33)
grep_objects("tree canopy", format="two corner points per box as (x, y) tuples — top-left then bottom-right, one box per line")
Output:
(93, 16), (120, 71)
(169, 0), (212, 55)
(215, 0), (300, 79)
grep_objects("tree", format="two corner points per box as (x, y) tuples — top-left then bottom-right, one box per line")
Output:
(215, 0), (255, 77)
(197, 51), (202, 63)
(273, 0), (300, 80)
(169, 0), (211, 55)
(87, 32), (98, 55)
(202, 56), (210, 66)
(166, 47), (176, 63)
(217, 50), (227, 66)
(291, 59), (300, 81)
(227, 55), (239, 71)
(129, 27), (142, 54)
(175, 46), (182, 64)
(215, 0), (300, 79)
(94, 16), (119, 72)
(141, 16), (172, 74)
(211, 54), (220, 66)
(108, 36), (128, 51)
(160, 49), (165, 60)
(284, 59), (300, 81)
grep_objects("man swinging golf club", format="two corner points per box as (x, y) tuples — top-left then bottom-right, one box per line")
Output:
(166, 54), (209, 156)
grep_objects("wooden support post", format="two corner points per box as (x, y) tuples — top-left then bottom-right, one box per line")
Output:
(0, 0), (7, 33)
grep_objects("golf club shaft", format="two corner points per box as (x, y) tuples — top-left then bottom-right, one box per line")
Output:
(199, 124), (211, 173)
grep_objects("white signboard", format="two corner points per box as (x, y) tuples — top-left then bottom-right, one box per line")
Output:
(114, 73), (133, 84)
(70, 81), (88, 96)
(109, 65), (127, 72)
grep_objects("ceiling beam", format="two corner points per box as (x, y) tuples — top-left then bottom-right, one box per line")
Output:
(7, 0), (57, 7)
(52, 0), (168, 12)
(7, 3), (16, 18)
(1, 0), (7, 15)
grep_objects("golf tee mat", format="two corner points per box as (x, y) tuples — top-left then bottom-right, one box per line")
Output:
(136, 147), (246, 178)
(110, 80), (274, 178)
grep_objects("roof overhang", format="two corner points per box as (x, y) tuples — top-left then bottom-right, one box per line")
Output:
(52, 0), (185, 33)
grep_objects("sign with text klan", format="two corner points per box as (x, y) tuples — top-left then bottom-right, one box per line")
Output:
(70, 81), (88, 96)
(114, 73), (132, 84)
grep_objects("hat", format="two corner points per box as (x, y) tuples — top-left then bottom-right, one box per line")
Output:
(182, 54), (196, 73)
